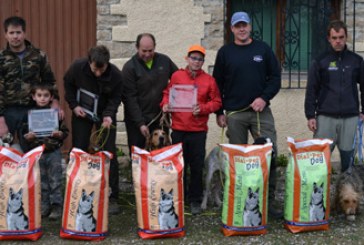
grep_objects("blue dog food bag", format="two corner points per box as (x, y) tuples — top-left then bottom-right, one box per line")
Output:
(284, 137), (332, 233)
(220, 143), (272, 236)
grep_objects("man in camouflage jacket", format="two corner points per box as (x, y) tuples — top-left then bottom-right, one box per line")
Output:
(0, 16), (61, 145)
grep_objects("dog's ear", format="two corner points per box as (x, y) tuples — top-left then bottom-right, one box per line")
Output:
(9, 187), (13, 195)
(255, 187), (259, 193)
(18, 188), (23, 195)
(248, 187), (252, 194)
(82, 189), (86, 197)
(89, 191), (95, 199)
(165, 134), (172, 146)
(320, 182), (324, 188)
(169, 188), (173, 195)
(161, 188), (165, 195)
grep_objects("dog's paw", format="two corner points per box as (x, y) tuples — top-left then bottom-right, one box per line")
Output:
(200, 200), (207, 210)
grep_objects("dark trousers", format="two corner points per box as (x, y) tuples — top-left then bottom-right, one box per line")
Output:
(72, 114), (119, 200)
(40, 149), (63, 207)
(172, 130), (206, 204)
(4, 106), (30, 143)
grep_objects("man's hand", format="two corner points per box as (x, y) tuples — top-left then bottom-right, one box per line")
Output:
(0, 116), (9, 137)
(24, 132), (36, 141)
(360, 113), (364, 121)
(162, 104), (169, 112)
(307, 118), (317, 132)
(216, 114), (226, 128)
(250, 97), (267, 112)
(51, 130), (64, 139)
(73, 106), (86, 117)
(140, 125), (150, 138)
(102, 116), (113, 128)
(192, 104), (200, 116)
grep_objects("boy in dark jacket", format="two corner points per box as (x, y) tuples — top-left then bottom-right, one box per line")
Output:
(22, 83), (68, 220)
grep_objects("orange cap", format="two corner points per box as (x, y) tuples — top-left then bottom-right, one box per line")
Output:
(187, 44), (206, 56)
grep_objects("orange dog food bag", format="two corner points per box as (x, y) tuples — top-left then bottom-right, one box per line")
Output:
(284, 137), (332, 233)
(60, 148), (111, 241)
(220, 143), (272, 236)
(132, 143), (185, 239)
(0, 146), (44, 241)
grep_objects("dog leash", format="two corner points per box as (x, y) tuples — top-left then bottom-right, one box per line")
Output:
(89, 125), (115, 152)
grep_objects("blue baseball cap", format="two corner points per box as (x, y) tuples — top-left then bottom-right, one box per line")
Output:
(231, 11), (251, 26)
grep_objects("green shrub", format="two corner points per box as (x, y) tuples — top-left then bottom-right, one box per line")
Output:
(276, 154), (288, 167)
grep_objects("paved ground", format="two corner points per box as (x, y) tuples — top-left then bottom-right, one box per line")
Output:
(4, 161), (364, 244)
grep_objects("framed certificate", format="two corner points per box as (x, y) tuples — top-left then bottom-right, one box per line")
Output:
(76, 88), (99, 122)
(169, 85), (197, 112)
(28, 109), (59, 137)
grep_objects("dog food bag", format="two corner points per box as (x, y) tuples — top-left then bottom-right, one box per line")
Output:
(284, 137), (332, 233)
(0, 146), (44, 241)
(220, 143), (272, 236)
(132, 143), (185, 239)
(60, 148), (111, 241)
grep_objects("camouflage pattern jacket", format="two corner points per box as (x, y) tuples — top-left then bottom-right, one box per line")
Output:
(0, 40), (56, 116)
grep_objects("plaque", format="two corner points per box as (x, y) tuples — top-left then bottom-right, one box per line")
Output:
(77, 88), (99, 122)
(28, 109), (59, 137)
(169, 85), (197, 112)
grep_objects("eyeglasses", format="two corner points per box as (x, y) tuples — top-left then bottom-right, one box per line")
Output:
(189, 56), (204, 62)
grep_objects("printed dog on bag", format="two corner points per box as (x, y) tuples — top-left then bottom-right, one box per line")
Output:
(309, 182), (326, 221)
(243, 187), (262, 227)
(75, 189), (97, 232)
(6, 187), (29, 230)
(158, 188), (179, 230)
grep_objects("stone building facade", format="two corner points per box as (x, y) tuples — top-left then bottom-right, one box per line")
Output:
(97, 0), (364, 159)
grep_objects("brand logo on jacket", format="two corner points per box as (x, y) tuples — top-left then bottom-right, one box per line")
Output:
(328, 61), (338, 71)
(253, 55), (263, 62)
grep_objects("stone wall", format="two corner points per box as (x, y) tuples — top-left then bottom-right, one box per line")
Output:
(96, 0), (360, 160)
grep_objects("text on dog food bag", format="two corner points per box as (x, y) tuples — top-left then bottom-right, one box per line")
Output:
(60, 148), (111, 241)
(220, 143), (272, 236)
(284, 137), (332, 233)
(0, 146), (44, 241)
(132, 143), (185, 239)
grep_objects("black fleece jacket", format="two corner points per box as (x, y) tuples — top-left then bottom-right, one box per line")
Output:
(64, 58), (123, 118)
(305, 46), (364, 119)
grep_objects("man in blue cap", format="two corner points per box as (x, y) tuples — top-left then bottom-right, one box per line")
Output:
(213, 11), (282, 218)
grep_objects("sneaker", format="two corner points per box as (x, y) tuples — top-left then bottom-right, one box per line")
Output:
(49, 205), (63, 221)
(109, 199), (121, 215)
(41, 205), (51, 218)
(190, 202), (202, 215)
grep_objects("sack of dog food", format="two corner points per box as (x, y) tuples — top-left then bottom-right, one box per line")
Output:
(132, 143), (185, 239)
(284, 137), (332, 233)
(60, 148), (111, 241)
(0, 146), (44, 241)
(220, 143), (272, 236)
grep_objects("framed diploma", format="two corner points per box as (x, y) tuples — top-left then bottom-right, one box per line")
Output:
(169, 84), (197, 112)
(76, 88), (99, 122)
(28, 109), (59, 137)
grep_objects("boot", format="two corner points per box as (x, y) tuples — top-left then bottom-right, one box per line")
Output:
(339, 149), (355, 172)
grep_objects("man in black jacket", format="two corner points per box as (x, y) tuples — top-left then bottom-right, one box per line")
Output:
(305, 20), (364, 172)
(64, 45), (123, 214)
(122, 33), (178, 152)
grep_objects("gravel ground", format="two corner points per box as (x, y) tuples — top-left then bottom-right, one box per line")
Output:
(3, 161), (364, 244)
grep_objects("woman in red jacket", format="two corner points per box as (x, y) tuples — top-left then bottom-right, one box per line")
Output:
(161, 45), (222, 215)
